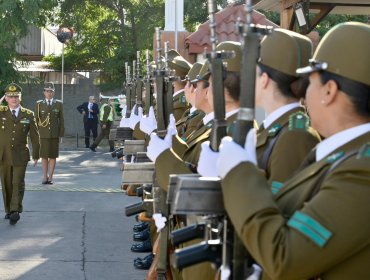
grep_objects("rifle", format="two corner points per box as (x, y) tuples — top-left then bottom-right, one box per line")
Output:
(125, 62), (132, 118)
(152, 27), (176, 280)
(144, 49), (153, 114)
(131, 60), (138, 114)
(207, 0), (228, 151)
(171, 0), (232, 273)
(135, 51), (143, 113)
(230, 1), (272, 279)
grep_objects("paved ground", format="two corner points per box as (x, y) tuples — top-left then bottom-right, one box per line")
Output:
(0, 143), (147, 280)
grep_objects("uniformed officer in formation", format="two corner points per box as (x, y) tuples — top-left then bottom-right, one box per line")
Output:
(0, 83), (40, 225)
(35, 82), (64, 185)
(216, 22), (370, 280)
(198, 28), (321, 183)
(89, 97), (115, 152)
(175, 62), (205, 138)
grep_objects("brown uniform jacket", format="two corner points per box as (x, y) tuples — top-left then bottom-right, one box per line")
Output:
(176, 108), (205, 139)
(256, 107), (321, 184)
(222, 132), (370, 280)
(156, 113), (238, 190)
(0, 106), (40, 165)
(35, 99), (64, 138)
(172, 91), (190, 122)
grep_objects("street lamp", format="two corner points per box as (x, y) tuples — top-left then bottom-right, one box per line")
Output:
(56, 27), (74, 103)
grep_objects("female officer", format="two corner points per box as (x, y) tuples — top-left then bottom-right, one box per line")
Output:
(198, 28), (321, 187)
(218, 22), (370, 280)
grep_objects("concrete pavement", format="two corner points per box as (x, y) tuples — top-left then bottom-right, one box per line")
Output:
(0, 149), (148, 280)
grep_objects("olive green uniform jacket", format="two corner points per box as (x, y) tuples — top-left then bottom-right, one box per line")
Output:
(0, 105), (40, 213)
(222, 132), (370, 280)
(156, 113), (238, 191)
(35, 99), (64, 139)
(256, 107), (321, 184)
(0, 106), (40, 165)
(172, 91), (190, 122)
(176, 108), (205, 139)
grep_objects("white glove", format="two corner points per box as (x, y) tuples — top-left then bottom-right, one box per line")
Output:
(244, 128), (257, 165)
(246, 264), (262, 280)
(152, 213), (167, 232)
(217, 136), (249, 178)
(146, 131), (172, 162)
(119, 117), (130, 128)
(140, 106), (157, 135)
(197, 141), (220, 177)
(167, 113), (177, 136)
(220, 265), (231, 280)
(129, 106), (143, 129)
(120, 104), (127, 116)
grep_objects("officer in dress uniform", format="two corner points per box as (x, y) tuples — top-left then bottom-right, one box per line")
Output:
(1, 83), (40, 225)
(176, 62), (206, 138)
(218, 22), (370, 280)
(198, 28), (321, 184)
(168, 55), (192, 122)
(35, 82), (64, 185)
(146, 41), (242, 280)
(89, 98), (115, 152)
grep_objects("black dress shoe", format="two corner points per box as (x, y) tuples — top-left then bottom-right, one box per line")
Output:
(133, 229), (150, 241)
(134, 253), (154, 263)
(133, 222), (148, 232)
(89, 146), (96, 152)
(134, 253), (154, 270)
(131, 239), (152, 253)
(42, 180), (48, 184)
(4, 213), (10, 219)
(9, 212), (20, 225)
(47, 180), (54, 185)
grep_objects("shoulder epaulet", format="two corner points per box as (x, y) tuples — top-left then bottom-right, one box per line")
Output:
(0, 105), (8, 111)
(357, 143), (370, 159)
(21, 108), (33, 115)
(55, 99), (63, 103)
(37, 100), (44, 103)
(288, 111), (310, 131)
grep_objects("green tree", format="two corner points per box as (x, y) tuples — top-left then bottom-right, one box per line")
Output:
(45, 0), (164, 90)
(184, 0), (227, 32)
(0, 0), (58, 93)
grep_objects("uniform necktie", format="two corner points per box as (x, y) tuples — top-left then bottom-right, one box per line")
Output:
(48, 100), (51, 106)
(88, 103), (92, 118)
(12, 110), (17, 119)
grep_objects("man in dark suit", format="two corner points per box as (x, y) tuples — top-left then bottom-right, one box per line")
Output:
(77, 96), (99, 148)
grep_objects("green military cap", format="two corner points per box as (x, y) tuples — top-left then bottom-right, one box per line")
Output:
(167, 49), (181, 62)
(168, 55), (192, 78)
(297, 22), (370, 87)
(185, 62), (203, 82)
(260, 28), (312, 77)
(44, 82), (55, 91)
(192, 41), (242, 83)
(5, 83), (22, 96)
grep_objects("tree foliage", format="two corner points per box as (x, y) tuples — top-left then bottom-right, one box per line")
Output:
(44, 0), (164, 90)
(0, 0), (58, 92)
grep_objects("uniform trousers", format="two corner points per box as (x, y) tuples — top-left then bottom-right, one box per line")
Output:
(91, 122), (114, 150)
(0, 164), (27, 214)
(84, 118), (98, 147)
